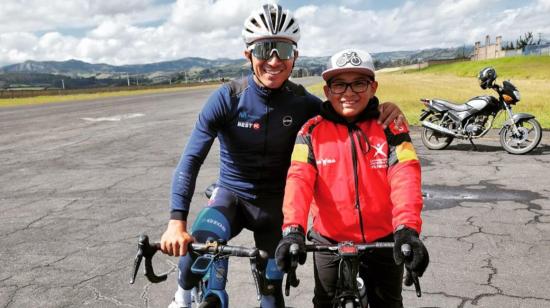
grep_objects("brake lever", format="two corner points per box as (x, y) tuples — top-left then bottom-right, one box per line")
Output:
(284, 243), (301, 296)
(130, 234), (168, 284)
(401, 243), (422, 297)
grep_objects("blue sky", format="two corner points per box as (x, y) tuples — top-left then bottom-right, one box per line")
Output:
(1, 0), (549, 66)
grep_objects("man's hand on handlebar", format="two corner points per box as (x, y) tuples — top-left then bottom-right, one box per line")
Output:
(160, 219), (194, 257)
(275, 225), (307, 272)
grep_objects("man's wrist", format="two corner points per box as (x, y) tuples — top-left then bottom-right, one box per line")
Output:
(282, 225), (305, 237)
(394, 224), (407, 233)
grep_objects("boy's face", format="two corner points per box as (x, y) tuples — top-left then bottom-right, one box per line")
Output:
(323, 72), (378, 122)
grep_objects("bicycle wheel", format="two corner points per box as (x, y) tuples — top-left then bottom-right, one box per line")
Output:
(198, 295), (221, 308)
(343, 299), (356, 308)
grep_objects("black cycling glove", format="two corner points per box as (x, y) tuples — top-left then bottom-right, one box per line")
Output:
(275, 226), (307, 273)
(393, 226), (429, 277)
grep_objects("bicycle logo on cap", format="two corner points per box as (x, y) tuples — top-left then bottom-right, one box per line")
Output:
(336, 51), (362, 67)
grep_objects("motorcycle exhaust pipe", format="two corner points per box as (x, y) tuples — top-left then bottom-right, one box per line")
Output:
(421, 121), (457, 137)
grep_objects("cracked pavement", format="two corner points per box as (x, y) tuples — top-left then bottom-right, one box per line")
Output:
(1, 77), (549, 307)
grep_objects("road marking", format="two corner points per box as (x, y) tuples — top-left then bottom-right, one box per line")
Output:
(81, 113), (145, 122)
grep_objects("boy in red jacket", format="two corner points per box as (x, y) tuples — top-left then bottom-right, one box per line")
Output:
(275, 48), (429, 308)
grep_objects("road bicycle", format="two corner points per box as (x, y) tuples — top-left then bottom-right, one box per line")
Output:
(130, 234), (269, 308)
(285, 241), (421, 308)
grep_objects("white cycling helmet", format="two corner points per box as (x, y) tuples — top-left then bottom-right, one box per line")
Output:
(242, 4), (300, 45)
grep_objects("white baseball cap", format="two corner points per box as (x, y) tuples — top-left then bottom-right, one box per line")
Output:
(322, 48), (375, 81)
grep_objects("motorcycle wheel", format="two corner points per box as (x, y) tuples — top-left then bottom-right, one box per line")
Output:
(421, 127), (454, 150)
(500, 118), (542, 154)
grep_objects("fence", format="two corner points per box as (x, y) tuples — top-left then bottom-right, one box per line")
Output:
(0, 81), (222, 99)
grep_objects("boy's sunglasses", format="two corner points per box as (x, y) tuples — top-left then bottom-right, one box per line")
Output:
(248, 41), (297, 60)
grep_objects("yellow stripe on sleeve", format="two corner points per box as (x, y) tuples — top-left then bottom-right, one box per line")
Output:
(396, 142), (418, 162)
(290, 144), (309, 163)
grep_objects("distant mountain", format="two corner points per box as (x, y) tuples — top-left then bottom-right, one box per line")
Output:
(0, 58), (247, 77)
(0, 46), (474, 89)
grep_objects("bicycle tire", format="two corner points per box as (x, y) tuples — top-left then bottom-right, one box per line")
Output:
(343, 300), (356, 308)
(197, 295), (221, 308)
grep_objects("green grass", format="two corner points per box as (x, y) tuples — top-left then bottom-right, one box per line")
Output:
(307, 56), (550, 128)
(404, 55), (550, 79)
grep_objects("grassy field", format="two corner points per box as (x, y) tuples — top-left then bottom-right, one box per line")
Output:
(308, 55), (550, 128)
(411, 55), (550, 79)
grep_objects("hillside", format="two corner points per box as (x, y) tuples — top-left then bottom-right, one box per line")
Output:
(406, 55), (550, 79)
(0, 46), (472, 89)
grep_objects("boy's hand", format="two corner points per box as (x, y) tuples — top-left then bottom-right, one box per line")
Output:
(378, 102), (408, 129)
(393, 225), (429, 277)
(160, 220), (194, 257)
(275, 227), (306, 272)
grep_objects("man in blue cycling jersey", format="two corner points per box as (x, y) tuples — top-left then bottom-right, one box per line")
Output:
(160, 4), (406, 308)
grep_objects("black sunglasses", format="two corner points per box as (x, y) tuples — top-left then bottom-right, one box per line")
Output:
(328, 80), (372, 94)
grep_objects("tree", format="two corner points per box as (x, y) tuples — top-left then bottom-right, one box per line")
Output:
(515, 32), (539, 49)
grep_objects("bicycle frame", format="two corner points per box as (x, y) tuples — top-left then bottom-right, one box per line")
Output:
(189, 253), (230, 307)
(333, 242), (367, 307)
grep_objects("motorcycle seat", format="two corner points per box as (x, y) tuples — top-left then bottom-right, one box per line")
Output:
(432, 99), (471, 112)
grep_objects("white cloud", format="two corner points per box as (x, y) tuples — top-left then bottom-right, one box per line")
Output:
(296, 0), (550, 56)
(0, 0), (550, 67)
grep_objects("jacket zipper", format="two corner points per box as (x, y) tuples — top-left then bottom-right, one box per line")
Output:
(262, 99), (269, 182)
(348, 126), (367, 243)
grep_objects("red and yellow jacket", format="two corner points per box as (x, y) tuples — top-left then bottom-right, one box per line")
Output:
(282, 101), (423, 243)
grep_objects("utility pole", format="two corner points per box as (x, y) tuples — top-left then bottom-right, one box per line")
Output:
(127, 73), (130, 86)
(61, 79), (65, 90)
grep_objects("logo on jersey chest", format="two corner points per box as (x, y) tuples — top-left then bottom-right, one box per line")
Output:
(237, 121), (261, 129)
(282, 115), (293, 127)
(237, 111), (261, 130)
(370, 141), (388, 169)
(316, 158), (336, 167)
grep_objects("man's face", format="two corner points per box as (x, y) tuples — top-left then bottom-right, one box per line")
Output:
(244, 39), (297, 89)
(323, 72), (378, 122)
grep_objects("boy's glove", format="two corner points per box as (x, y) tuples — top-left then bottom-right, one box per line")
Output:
(275, 226), (307, 272)
(393, 225), (429, 277)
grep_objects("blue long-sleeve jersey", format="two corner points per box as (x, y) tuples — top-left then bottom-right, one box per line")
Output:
(170, 75), (322, 220)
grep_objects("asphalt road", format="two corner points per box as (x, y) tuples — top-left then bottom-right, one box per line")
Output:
(1, 77), (549, 308)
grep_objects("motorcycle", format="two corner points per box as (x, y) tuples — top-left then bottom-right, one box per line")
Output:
(419, 67), (542, 154)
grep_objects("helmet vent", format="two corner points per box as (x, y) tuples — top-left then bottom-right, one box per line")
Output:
(279, 14), (287, 32)
(259, 14), (268, 29)
(285, 19), (295, 31)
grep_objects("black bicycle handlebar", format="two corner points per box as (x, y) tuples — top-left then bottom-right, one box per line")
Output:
(304, 241), (395, 252)
(130, 234), (268, 285)
(284, 241), (422, 298)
